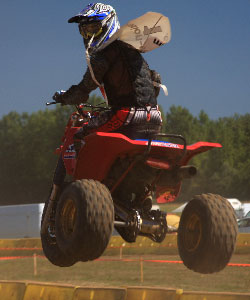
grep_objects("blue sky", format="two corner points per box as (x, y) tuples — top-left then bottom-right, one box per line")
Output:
(0, 0), (249, 119)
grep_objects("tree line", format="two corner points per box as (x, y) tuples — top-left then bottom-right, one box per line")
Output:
(0, 96), (249, 205)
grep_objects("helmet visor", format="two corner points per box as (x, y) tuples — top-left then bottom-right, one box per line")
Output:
(79, 22), (103, 39)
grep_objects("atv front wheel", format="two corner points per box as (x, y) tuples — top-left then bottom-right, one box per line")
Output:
(41, 186), (77, 267)
(177, 193), (238, 274)
(55, 179), (114, 261)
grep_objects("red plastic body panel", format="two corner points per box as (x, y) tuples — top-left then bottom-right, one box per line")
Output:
(73, 132), (222, 181)
(58, 128), (222, 204)
(60, 127), (79, 175)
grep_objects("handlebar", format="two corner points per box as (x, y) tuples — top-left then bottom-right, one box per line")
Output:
(45, 101), (111, 120)
(46, 101), (109, 109)
(46, 101), (57, 106)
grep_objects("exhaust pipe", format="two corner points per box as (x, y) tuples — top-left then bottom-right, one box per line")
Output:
(178, 165), (197, 179)
(157, 165), (197, 186)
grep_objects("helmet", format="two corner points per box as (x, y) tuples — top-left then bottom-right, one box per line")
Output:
(68, 3), (120, 52)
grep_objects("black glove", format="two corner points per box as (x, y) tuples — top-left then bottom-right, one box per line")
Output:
(52, 90), (66, 104)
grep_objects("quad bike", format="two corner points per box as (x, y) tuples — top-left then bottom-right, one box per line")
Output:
(41, 102), (238, 274)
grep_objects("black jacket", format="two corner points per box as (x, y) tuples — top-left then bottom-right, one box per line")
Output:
(61, 40), (158, 108)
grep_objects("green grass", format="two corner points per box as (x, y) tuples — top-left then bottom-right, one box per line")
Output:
(0, 254), (250, 293)
(157, 202), (183, 214)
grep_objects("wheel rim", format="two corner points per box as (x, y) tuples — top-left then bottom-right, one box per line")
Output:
(183, 213), (202, 252)
(60, 198), (77, 238)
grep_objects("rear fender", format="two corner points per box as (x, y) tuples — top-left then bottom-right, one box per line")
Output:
(73, 132), (222, 197)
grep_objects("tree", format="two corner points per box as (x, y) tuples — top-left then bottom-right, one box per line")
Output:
(165, 105), (197, 144)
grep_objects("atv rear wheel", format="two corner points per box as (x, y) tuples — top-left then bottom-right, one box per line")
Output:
(55, 179), (114, 261)
(177, 193), (238, 274)
(41, 185), (77, 267)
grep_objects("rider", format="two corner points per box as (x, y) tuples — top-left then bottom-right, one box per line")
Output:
(50, 3), (163, 205)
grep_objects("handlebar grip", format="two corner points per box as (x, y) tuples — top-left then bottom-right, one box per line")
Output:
(46, 101), (57, 106)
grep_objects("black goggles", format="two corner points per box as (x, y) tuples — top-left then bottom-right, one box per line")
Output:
(78, 22), (103, 39)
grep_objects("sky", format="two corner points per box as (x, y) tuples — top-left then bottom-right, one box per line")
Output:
(0, 0), (250, 119)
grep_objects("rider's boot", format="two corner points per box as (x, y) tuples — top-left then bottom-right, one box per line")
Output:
(73, 126), (87, 158)
(73, 138), (82, 157)
(73, 135), (86, 158)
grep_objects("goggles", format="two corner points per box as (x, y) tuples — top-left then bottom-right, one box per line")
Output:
(79, 22), (103, 39)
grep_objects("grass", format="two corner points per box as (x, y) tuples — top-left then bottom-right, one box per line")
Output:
(0, 253), (250, 293)
(158, 202), (183, 215)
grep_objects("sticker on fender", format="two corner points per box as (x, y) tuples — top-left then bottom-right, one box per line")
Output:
(151, 141), (180, 148)
(64, 144), (76, 159)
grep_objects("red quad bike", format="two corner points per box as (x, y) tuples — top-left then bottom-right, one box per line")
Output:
(41, 103), (238, 274)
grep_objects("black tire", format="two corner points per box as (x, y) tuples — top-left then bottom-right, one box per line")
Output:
(41, 185), (77, 267)
(55, 179), (114, 261)
(177, 193), (238, 274)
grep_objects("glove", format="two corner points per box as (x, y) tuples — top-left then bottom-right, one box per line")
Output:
(52, 90), (66, 103)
